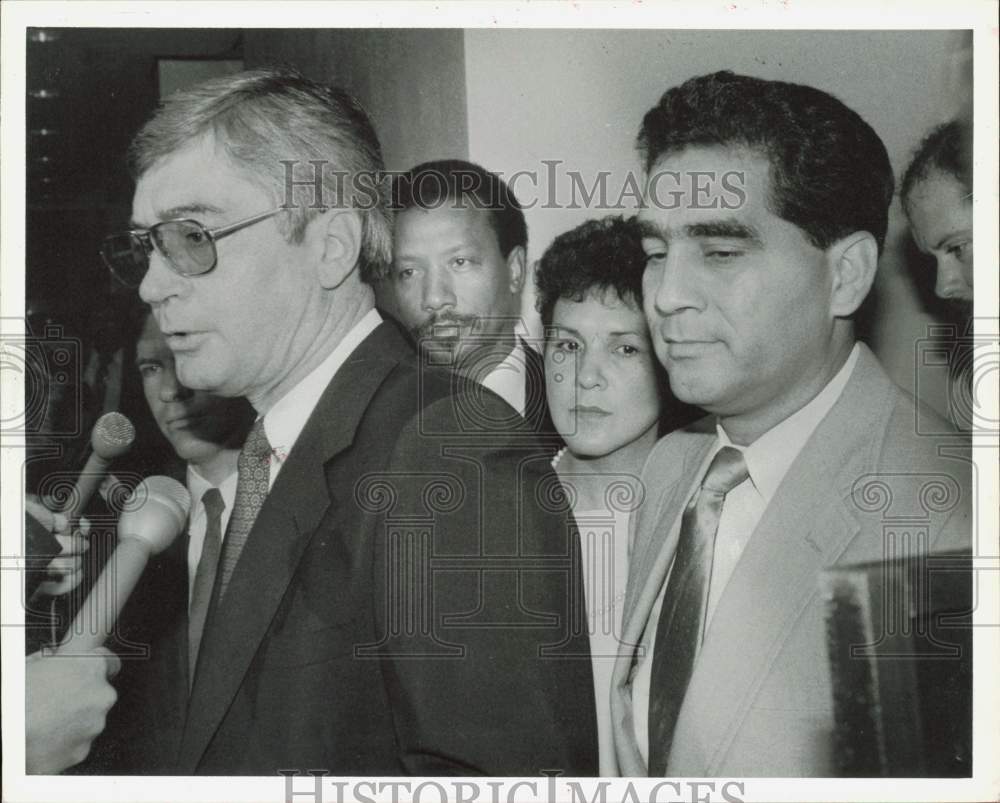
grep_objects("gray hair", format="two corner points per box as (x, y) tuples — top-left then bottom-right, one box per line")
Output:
(128, 67), (392, 282)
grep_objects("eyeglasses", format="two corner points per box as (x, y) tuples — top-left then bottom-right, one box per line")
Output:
(101, 207), (286, 288)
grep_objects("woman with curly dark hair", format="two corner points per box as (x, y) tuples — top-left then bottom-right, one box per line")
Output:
(536, 214), (696, 775)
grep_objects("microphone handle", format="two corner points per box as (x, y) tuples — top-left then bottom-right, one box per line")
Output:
(62, 452), (111, 523)
(55, 537), (152, 655)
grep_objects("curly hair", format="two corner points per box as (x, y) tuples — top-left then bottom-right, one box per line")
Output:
(535, 215), (646, 328)
(638, 70), (895, 254)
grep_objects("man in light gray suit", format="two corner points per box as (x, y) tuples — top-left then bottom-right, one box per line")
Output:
(611, 71), (971, 777)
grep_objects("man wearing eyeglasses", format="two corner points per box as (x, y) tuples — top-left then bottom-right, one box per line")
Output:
(96, 68), (596, 776)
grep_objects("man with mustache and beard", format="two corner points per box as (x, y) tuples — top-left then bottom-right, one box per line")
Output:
(389, 160), (555, 436)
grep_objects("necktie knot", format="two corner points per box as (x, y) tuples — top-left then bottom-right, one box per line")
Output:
(701, 445), (749, 495)
(201, 486), (225, 520)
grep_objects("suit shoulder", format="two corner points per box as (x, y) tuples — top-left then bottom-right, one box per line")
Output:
(362, 360), (549, 461)
(877, 381), (970, 477)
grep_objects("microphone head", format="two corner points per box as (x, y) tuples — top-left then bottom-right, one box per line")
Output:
(92, 412), (136, 460)
(118, 476), (192, 554)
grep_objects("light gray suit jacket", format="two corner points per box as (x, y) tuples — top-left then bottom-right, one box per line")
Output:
(611, 344), (971, 776)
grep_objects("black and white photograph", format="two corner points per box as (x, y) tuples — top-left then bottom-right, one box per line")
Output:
(1, 3), (997, 802)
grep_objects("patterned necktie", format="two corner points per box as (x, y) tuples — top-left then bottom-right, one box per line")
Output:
(216, 418), (271, 599)
(647, 445), (749, 775)
(188, 487), (224, 687)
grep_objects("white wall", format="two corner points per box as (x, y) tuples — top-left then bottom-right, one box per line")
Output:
(464, 29), (966, 415)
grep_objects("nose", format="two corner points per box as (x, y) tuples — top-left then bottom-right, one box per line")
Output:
(422, 267), (456, 313)
(158, 367), (194, 403)
(646, 247), (701, 317)
(934, 257), (973, 303)
(576, 348), (607, 390)
(138, 249), (187, 306)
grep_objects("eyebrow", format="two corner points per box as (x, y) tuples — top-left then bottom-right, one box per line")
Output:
(550, 324), (645, 338)
(686, 220), (763, 244)
(933, 228), (973, 251)
(394, 242), (481, 263)
(129, 202), (226, 229)
(639, 218), (764, 246)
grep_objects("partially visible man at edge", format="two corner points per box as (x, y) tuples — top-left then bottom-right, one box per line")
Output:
(74, 307), (253, 772)
(901, 119), (975, 431)
(92, 67), (596, 775)
(901, 119), (973, 320)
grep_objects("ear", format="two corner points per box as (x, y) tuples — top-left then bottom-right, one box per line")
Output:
(827, 231), (878, 317)
(314, 209), (364, 290)
(506, 245), (527, 295)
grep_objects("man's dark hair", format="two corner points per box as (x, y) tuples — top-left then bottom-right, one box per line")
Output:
(900, 119), (971, 210)
(638, 70), (895, 254)
(535, 215), (646, 328)
(391, 159), (527, 258)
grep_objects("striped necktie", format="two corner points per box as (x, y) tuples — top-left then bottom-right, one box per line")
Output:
(647, 445), (749, 775)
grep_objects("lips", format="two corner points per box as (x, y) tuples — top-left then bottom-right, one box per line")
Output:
(415, 315), (478, 341)
(165, 412), (207, 429)
(572, 405), (611, 416)
(162, 331), (205, 351)
(660, 337), (718, 358)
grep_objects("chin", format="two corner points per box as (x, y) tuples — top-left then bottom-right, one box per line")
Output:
(564, 438), (612, 460)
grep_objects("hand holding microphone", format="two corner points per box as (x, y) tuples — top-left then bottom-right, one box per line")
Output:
(56, 476), (191, 655)
(25, 647), (121, 773)
(25, 498), (91, 598)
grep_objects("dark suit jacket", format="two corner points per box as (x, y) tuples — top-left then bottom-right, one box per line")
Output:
(87, 321), (597, 776)
(611, 344), (971, 776)
(521, 338), (558, 440)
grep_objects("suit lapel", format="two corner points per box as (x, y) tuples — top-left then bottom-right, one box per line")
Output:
(177, 322), (408, 772)
(667, 346), (894, 774)
(611, 429), (715, 776)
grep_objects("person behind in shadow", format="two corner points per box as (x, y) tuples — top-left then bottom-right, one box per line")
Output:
(901, 119), (973, 321)
(901, 119), (975, 431)
(70, 304), (253, 773)
(535, 214), (697, 775)
(387, 159), (555, 437)
(94, 67), (595, 775)
(611, 70), (971, 777)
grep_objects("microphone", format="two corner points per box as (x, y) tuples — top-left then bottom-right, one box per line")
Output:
(56, 476), (191, 655)
(61, 412), (136, 522)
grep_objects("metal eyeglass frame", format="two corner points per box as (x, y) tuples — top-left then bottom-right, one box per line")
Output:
(102, 206), (287, 285)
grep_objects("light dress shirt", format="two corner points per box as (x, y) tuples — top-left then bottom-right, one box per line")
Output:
(631, 344), (861, 764)
(553, 447), (632, 776)
(262, 309), (382, 489)
(480, 324), (531, 416)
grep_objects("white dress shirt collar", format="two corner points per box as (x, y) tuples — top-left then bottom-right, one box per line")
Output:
(262, 309), (382, 483)
(480, 339), (528, 417)
(715, 343), (861, 502)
